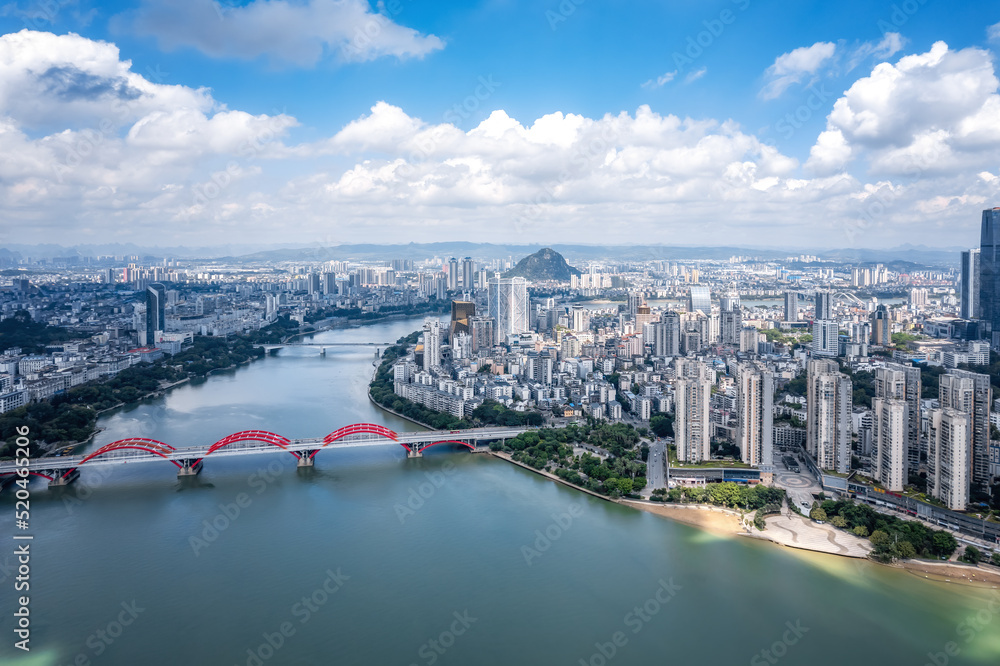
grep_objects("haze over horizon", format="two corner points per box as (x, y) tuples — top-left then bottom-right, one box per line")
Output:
(1, 1), (999, 249)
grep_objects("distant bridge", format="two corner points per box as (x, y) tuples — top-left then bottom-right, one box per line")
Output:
(257, 341), (393, 350)
(0, 424), (529, 489)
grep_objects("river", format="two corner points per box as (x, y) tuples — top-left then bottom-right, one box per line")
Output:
(1, 315), (998, 666)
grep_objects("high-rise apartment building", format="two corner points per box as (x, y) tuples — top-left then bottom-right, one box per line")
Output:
(811, 320), (839, 357)
(461, 257), (475, 289)
(468, 316), (494, 352)
(721, 309), (742, 346)
(814, 290), (832, 321)
(874, 363), (922, 472)
(674, 360), (713, 463)
(806, 360), (852, 473)
(740, 327), (759, 354)
(654, 312), (681, 357)
(628, 292), (644, 316)
(940, 369), (991, 489)
(736, 362), (773, 469)
(447, 258), (460, 290)
(720, 293), (740, 312)
(570, 305), (590, 332)
(422, 319), (442, 371)
(927, 408), (971, 511)
(784, 291), (798, 322)
(487, 276), (528, 340)
(872, 398), (907, 491)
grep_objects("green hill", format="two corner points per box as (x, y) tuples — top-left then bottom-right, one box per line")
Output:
(504, 248), (581, 281)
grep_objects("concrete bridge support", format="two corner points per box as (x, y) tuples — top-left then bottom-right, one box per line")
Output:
(48, 469), (79, 487)
(297, 451), (318, 467)
(177, 459), (203, 477)
(407, 447), (423, 458)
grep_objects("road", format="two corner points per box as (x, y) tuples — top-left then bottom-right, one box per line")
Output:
(646, 438), (668, 491)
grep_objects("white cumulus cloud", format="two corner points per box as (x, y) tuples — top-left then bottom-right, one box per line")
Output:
(760, 41), (837, 99)
(120, 0), (445, 66)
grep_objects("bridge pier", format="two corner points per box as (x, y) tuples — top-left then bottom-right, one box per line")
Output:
(48, 469), (79, 487)
(407, 447), (422, 458)
(297, 451), (318, 467)
(177, 459), (203, 477)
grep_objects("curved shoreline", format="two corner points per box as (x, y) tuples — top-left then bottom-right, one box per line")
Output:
(365, 379), (1000, 589)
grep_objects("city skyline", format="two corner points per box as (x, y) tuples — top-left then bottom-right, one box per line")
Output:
(0, 2), (999, 248)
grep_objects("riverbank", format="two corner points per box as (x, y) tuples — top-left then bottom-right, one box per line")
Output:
(899, 559), (1000, 588)
(487, 451), (613, 502)
(622, 500), (746, 537)
(367, 375), (434, 431)
(626, 499), (1000, 589)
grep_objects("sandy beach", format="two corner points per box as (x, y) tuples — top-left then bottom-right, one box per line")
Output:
(899, 560), (1000, 587)
(622, 500), (746, 536)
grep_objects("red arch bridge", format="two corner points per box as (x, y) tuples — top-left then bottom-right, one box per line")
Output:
(0, 424), (529, 488)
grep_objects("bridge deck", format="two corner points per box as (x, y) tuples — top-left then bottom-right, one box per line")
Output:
(0, 427), (528, 474)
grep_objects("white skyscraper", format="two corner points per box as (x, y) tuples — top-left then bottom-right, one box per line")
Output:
(784, 291), (799, 322)
(654, 312), (681, 357)
(927, 408), (970, 511)
(740, 326), (759, 354)
(811, 320), (839, 357)
(736, 362), (773, 469)
(940, 369), (991, 488)
(872, 398), (907, 491)
(875, 363), (922, 473)
(422, 319), (441, 371)
(674, 359), (713, 463)
(806, 359), (852, 473)
(488, 276), (529, 340)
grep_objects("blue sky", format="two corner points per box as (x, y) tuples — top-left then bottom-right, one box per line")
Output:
(1, 0), (999, 248)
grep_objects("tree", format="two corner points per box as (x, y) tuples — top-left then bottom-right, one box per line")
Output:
(853, 525), (869, 538)
(810, 507), (827, 522)
(831, 515), (847, 528)
(961, 545), (982, 564)
(930, 531), (958, 558)
(992, 552), (1000, 567)
(870, 530), (891, 549)
(649, 414), (673, 438)
(897, 541), (917, 560)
